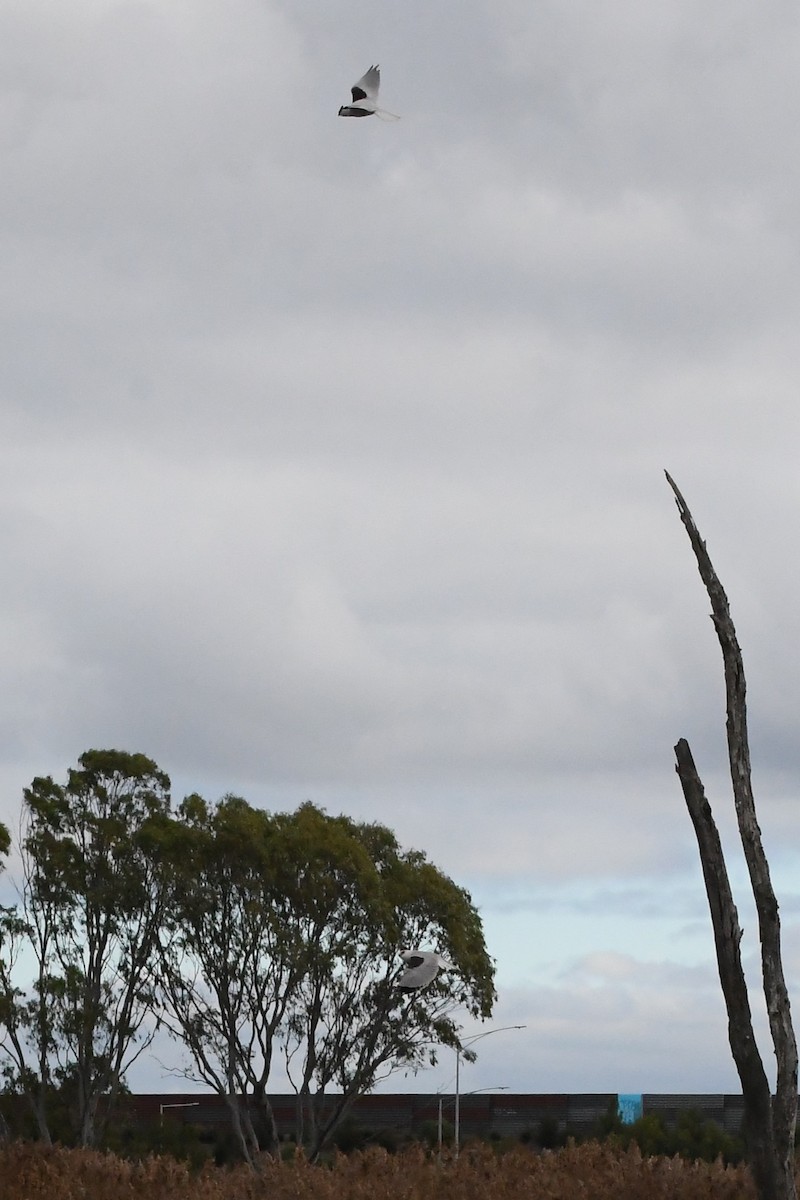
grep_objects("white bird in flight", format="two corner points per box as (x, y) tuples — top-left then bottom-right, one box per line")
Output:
(338, 65), (400, 121)
(397, 949), (454, 992)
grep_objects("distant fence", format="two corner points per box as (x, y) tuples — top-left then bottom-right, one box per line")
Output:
(122, 1092), (751, 1140)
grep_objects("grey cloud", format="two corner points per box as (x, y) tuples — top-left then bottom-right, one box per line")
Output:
(2, 0), (800, 1093)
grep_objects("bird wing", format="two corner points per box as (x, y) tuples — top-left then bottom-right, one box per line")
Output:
(351, 65), (380, 102)
(398, 965), (432, 989)
(397, 950), (442, 989)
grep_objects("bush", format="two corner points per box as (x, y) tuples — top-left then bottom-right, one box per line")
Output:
(535, 1115), (568, 1150)
(607, 1109), (744, 1167)
(329, 1118), (404, 1155)
(102, 1118), (213, 1171)
(415, 1116), (452, 1149)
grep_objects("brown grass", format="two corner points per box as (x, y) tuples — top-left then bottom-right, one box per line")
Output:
(0, 1139), (763, 1200)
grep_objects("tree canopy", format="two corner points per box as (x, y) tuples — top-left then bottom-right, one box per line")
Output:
(157, 796), (495, 1162)
(0, 750), (172, 1146)
(0, 753), (495, 1162)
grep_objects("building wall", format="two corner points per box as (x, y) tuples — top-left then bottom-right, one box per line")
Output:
(123, 1092), (750, 1140)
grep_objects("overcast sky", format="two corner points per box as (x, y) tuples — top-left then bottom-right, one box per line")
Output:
(3, 0), (800, 1099)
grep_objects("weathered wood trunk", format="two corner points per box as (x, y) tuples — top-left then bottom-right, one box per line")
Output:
(667, 472), (797, 1200)
(674, 739), (786, 1199)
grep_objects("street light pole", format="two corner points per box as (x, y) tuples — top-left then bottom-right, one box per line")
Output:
(454, 1045), (460, 1155)
(453, 1024), (526, 1157)
(439, 1086), (508, 1158)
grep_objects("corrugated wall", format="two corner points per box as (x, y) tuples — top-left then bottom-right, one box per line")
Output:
(122, 1092), (753, 1139)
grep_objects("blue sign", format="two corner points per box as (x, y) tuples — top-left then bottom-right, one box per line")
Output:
(617, 1094), (643, 1124)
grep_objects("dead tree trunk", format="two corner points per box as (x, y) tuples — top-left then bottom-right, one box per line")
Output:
(667, 471), (797, 1200)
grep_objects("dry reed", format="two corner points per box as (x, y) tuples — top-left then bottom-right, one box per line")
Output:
(0, 1139), (765, 1200)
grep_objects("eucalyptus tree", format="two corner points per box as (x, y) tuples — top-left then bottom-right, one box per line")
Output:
(155, 793), (307, 1166)
(277, 806), (495, 1160)
(155, 797), (494, 1165)
(0, 750), (172, 1146)
(0, 902), (53, 1142)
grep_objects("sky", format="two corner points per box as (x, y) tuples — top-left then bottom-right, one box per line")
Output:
(2, 0), (800, 1099)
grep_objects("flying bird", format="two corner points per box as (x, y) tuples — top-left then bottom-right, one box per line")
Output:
(397, 949), (454, 992)
(338, 65), (400, 121)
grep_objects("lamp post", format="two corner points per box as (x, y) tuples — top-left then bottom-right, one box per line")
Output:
(438, 1086), (508, 1157)
(454, 1024), (526, 1156)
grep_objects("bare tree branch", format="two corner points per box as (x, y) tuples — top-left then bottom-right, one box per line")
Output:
(673, 739), (773, 1132)
(667, 471), (797, 1200)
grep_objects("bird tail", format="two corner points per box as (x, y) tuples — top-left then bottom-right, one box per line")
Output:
(375, 107), (401, 121)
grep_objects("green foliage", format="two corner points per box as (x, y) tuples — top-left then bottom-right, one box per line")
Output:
(416, 1115), (453, 1149)
(535, 1115), (568, 1150)
(0, 750), (173, 1146)
(330, 1117), (372, 1153)
(601, 1107), (744, 1166)
(0, 751), (495, 1169)
(672, 1108), (745, 1165)
(102, 1117), (213, 1171)
(155, 793), (306, 1164)
(328, 1118), (403, 1155)
(155, 796), (495, 1162)
(273, 804), (495, 1158)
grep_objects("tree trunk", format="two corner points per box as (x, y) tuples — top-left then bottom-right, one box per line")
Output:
(674, 738), (782, 1199)
(667, 471), (797, 1200)
(31, 1093), (51, 1146)
(224, 1094), (258, 1170)
(250, 1081), (280, 1158)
